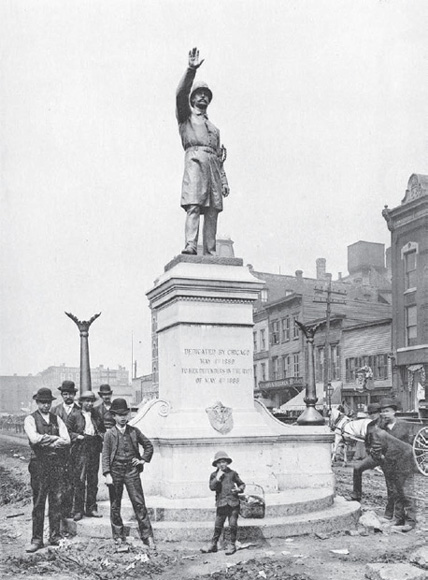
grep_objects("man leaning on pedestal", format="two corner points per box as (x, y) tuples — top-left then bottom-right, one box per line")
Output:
(176, 47), (229, 256)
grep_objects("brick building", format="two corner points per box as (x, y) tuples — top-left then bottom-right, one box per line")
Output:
(252, 243), (392, 411)
(383, 173), (428, 412)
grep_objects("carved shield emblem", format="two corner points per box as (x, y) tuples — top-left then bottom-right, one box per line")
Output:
(206, 401), (233, 434)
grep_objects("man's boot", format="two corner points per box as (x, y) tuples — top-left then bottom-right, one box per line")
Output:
(201, 541), (218, 553)
(225, 543), (236, 555)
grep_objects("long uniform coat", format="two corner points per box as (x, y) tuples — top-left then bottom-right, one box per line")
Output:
(176, 67), (228, 212)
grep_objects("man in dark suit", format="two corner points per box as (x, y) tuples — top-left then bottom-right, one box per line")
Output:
(52, 380), (81, 520)
(66, 391), (105, 521)
(347, 403), (382, 503)
(370, 398), (416, 532)
(94, 384), (115, 430)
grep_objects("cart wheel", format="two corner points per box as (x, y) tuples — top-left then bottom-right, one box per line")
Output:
(413, 426), (428, 476)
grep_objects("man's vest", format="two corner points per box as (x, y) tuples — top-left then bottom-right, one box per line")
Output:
(30, 411), (62, 461)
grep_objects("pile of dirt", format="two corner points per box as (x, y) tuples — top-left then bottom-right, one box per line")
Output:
(0, 465), (31, 506)
(2, 539), (179, 580)
(205, 557), (313, 579)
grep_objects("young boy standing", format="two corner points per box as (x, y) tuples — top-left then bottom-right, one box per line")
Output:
(102, 398), (156, 551)
(202, 450), (245, 555)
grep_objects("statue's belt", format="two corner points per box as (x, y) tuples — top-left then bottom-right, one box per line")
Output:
(185, 145), (217, 154)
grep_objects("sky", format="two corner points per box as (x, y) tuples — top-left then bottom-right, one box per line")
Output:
(1, 0), (428, 378)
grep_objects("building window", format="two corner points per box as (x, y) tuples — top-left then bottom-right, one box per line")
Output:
(253, 365), (257, 388)
(406, 305), (418, 346)
(281, 317), (290, 342)
(345, 358), (356, 382)
(375, 354), (388, 380)
(293, 354), (300, 376)
(331, 345), (341, 381)
(316, 347), (324, 382)
(281, 355), (288, 378)
(271, 320), (280, 345)
(272, 357), (279, 380)
(260, 329), (266, 351)
(292, 316), (299, 339)
(261, 363), (266, 381)
(253, 331), (257, 352)
(404, 251), (417, 290)
(261, 288), (268, 302)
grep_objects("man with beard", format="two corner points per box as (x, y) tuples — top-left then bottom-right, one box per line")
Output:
(52, 380), (81, 520)
(94, 384), (115, 430)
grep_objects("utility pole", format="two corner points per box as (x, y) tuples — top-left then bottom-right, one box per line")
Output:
(314, 276), (346, 412)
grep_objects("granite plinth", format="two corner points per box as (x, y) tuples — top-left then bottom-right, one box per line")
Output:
(164, 254), (243, 272)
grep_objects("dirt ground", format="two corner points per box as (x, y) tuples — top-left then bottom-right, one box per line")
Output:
(0, 432), (427, 580)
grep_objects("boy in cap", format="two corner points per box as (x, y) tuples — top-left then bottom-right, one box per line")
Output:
(102, 398), (156, 551)
(66, 390), (105, 521)
(202, 451), (245, 556)
(24, 388), (70, 552)
(53, 380), (80, 520)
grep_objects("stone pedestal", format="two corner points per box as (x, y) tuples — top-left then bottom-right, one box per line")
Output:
(132, 256), (334, 501)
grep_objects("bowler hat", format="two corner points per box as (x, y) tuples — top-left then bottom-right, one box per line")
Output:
(98, 384), (113, 395)
(58, 380), (77, 393)
(212, 450), (232, 467)
(190, 81), (213, 104)
(110, 398), (130, 415)
(367, 403), (381, 414)
(33, 388), (56, 402)
(79, 390), (96, 401)
(379, 397), (398, 410)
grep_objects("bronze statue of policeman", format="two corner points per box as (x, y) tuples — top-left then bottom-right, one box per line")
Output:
(176, 47), (229, 256)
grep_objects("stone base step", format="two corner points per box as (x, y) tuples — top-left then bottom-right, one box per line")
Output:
(66, 496), (360, 542)
(92, 488), (334, 522)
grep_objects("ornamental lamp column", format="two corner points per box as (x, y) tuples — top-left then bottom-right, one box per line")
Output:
(295, 320), (325, 426)
(65, 311), (101, 394)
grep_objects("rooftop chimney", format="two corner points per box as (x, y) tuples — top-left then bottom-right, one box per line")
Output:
(295, 270), (303, 279)
(316, 258), (326, 280)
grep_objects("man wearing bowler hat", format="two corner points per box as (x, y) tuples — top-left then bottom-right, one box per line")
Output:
(66, 390), (105, 521)
(52, 380), (81, 520)
(24, 388), (70, 552)
(95, 384), (115, 430)
(102, 398), (155, 551)
(369, 398), (416, 532)
(347, 402), (384, 503)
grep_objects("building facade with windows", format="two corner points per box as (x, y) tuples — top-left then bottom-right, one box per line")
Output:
(341, 319), (393, 411)
(250, 247), (392, 412)
(383, 173), (428, 412)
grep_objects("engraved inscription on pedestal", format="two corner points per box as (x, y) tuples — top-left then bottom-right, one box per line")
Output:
(181, 347), (253, 387)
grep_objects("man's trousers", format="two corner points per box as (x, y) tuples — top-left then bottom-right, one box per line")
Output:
(29, 457), (63, 545)
(184, 205), (218, 255)
(108, 461), (153, 542)
(72, 436), (100, 515)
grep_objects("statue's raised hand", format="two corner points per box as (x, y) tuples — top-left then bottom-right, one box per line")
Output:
(188, 47), (204, 70)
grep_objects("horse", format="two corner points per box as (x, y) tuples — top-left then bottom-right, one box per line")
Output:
(330, 408), (371, 466)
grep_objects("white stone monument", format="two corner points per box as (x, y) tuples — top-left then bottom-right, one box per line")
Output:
(132, 255), (335, 501)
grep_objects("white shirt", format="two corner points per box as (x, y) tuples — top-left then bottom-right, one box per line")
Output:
(82, 411), (95, 435)
(63, 402), (74, 416)
(24, 411), (70, 447)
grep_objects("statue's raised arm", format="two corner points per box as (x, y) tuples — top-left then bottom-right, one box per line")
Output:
(176, 48), (229, 256)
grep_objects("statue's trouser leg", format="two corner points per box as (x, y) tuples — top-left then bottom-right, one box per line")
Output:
(184, 205), (200, 252)
(203, 206), (218, 255)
